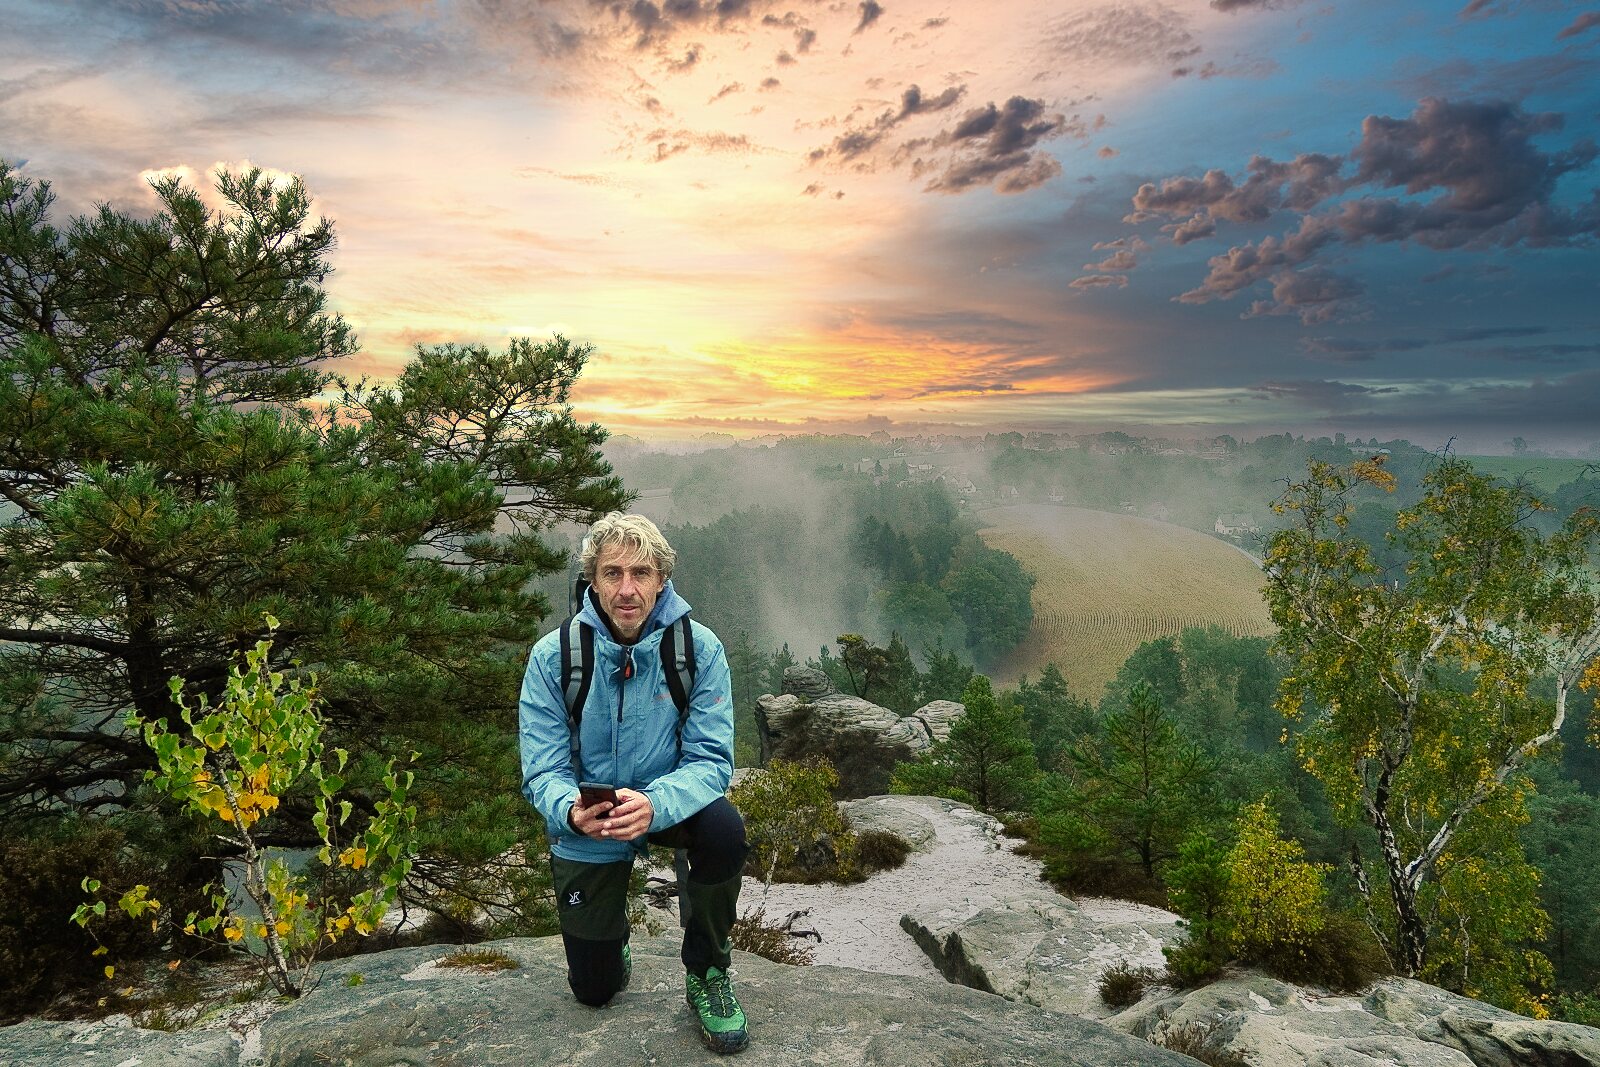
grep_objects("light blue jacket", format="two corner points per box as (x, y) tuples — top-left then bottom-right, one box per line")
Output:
(518, 581), (735, 862)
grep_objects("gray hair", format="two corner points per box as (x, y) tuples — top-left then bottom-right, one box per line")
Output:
(580, 512), (676, 582)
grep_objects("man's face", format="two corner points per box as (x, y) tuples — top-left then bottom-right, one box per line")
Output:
(592, 542), (665, 642)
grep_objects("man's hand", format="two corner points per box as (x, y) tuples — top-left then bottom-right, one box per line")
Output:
(569, 793), (615, 838)
(596, 788), (653, 842)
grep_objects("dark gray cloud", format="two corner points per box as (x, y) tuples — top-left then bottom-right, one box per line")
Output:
(912, 97), (1071, 194)
(1085, 249), (1138, 271)
(913, 381), (1019, 396)
(1441, 325), (1548, 342)
(1175, 216), (1339, 301)
(667, 44), (703, 70)
(1249, 380), (1400, 409)
(1128, 153), (1343, 228)
(645, 127), (756, 160)
(1400, 48), (1600, 101)
(1129, 97), (1600, 315)
(1300, 336), (1431, 362)
(760, 11), (817, 51)
(1070, 273), (1130, 289)
(1211, 0), (1298, 9)
(808, 83), (967, 164)
(1558, 11), (1600, 38)
(856, 1), (884, 33)
(1470, 342), (1600, 362)
(1243, 268), (1364, 324)
(1300, 326), (1560, 361)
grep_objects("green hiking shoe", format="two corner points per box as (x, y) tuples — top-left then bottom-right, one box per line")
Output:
(685, 966), (749, 1054)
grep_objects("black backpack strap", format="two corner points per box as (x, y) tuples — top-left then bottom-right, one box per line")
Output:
(661, 615), (698, 756)
(559, 615), (594, 780)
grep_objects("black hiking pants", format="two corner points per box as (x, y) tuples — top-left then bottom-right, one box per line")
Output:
(551, 796), (748, 1007)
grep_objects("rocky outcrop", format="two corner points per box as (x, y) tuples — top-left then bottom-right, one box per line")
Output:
(839, 795), (939, 853)
(1106, 973), (1600, 1067)
(0, 933), (1202, 1067)
(903, 891), (1180, 1020)
(755, 668), (964, 796)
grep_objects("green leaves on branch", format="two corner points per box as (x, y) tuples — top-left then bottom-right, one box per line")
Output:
(74, 622), (417, 997)
(1264, 455), (1600, 994)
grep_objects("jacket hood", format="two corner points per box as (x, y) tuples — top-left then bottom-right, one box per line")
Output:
(577, 579), (691, 643)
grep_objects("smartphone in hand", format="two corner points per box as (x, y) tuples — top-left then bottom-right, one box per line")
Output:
(578, 782), (619, 815)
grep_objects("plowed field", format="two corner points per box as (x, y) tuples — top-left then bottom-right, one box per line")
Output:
(976, 505), (1274, 701)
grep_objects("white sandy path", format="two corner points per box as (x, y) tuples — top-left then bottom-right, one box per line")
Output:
(725, 796), (1176, 979)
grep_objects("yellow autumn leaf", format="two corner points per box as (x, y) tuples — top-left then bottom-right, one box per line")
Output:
(104, 965), (115, 979)
(223, 926), (243, 942)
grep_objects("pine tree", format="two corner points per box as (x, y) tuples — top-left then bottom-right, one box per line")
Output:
(892, 675), (1037, 813)
(1055, 682), (1217, 878)
(0, 163), (625, 891)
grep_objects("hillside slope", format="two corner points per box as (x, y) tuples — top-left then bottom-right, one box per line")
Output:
(976, 505), (1273, 700)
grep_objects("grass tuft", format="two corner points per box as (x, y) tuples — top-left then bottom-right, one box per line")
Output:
(436, 948), (519, 971)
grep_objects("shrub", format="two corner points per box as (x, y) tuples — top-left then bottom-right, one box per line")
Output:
(0, 815), (214, 1023)
(1224, 801), (1328, 963)
(1163, 831), (1232, 988)
(1098, 961), (1162, 1008)
(731, 758), (856, 892)
(0, 821), (153, 1020)
(72, 628), (417, 998)
(1155, 1024), (1248, 1067)
(1164, 804), (1365, 991)
(1257, 911), (1389, 992)
(1553, 990), (1600, 1027)
(852, 829), (913, 876)
(436, 947), (519, 970)
(731, 907), (816, 966)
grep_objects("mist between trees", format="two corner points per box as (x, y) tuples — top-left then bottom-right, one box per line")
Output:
(5, 162), (1600, 1029)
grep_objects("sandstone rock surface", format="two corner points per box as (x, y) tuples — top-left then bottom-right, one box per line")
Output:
(755, 668), (965, 793)
(1104, 973), (1600, 1067)
(903, 891), (1180, 1019)
(0, 934), (1201, 1067)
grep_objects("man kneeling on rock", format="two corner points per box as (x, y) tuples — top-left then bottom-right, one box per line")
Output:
(518, 512), (751, 1054)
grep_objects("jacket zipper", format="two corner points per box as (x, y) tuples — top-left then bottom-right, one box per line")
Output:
(614, 648), (632, 775)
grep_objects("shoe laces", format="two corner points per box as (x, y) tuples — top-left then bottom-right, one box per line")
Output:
(696, 968), (737, 1018)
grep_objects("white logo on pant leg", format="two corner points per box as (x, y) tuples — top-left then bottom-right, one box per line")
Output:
(567, 890), (584, 907)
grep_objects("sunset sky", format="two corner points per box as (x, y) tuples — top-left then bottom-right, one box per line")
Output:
(4, 0), (1598, 451)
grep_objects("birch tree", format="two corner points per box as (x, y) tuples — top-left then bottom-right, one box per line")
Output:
(1264, 456), (1600, 982)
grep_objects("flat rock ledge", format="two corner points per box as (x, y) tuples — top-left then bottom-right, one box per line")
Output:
(1106, 972), (1600, 1067)
(0, 933), (1200, 1067)
(902, 890), (1180, 1020)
